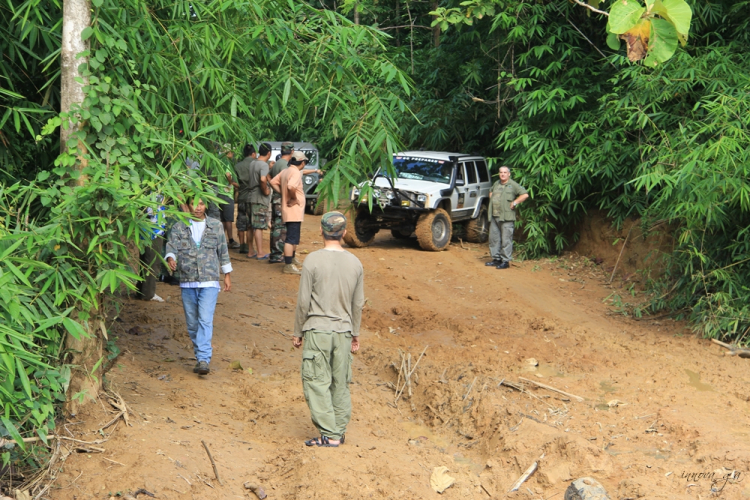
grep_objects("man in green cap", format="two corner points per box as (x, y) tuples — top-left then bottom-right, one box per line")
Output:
(293, 212), (364, 447)
(267, 142), (294, 263)
(486, 166), (529, 269)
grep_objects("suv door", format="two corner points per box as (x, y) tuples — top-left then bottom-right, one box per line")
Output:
(451, 163), (469, 219)
(462, 160), (481, 215)
(475, 159), (491, 210)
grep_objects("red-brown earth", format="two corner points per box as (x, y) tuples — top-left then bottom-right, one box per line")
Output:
(46, 215), (750, 500)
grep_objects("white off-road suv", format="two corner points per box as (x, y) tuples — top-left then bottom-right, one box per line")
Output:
(344, 151), (492, 251)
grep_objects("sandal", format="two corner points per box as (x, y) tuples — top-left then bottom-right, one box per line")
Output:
(304, 436), (339, 448)
(246, 253), (258, 259)
(256, 254), (270, 260)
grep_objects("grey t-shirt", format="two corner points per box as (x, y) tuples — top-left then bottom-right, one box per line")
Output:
(294, 248), (365, 337)
(270, 158), (289, 179)
(234, 157), (254, 203)
(249, 159), (271, 205)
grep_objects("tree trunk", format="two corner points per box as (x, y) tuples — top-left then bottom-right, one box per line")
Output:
(61, 0), (101, 416)
(354, 2), (359, 24)
(61, 0), (90, 159)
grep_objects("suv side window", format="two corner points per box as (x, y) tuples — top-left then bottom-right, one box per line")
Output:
(476, 160), (489, 182)
(456, 163), (465, 183)
(464, 161), (477, 184)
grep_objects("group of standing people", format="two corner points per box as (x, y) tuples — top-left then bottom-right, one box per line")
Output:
(160, 152), (528, 448)
(166, 142), (360, 448)
(233, 142), (322, 274)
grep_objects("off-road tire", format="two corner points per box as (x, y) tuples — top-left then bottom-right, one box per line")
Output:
(343, 206), (378, 248)
(391, 228), (412, 239)
(416, 208), (452, 251)
(465, 205), (489, 243)
(313, 201), (326, 216)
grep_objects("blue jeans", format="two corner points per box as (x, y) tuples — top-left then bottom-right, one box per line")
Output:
(180, 287), (220, 363)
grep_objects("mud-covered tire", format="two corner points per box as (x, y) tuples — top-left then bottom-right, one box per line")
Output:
(313, 202), (326, 216)
(391, 228), (412, 239)
(416, 208), (452, 251)
(465, 205), (489, 243)
(343, 206), (378, 248)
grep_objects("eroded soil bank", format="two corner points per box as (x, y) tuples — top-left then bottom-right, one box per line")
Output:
(51, 216), (750, 500)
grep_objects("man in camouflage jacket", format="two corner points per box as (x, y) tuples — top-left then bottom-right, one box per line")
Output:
(165, 199), (232, 375)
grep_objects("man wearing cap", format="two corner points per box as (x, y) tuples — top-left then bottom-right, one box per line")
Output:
(267, 142), (294, 263)
(486, 166), (529, 269)
(293, 212), (364, 447)
(246, 143), (273, 259)
(270, 150), (307, 274)
(234, 144), (256, 255)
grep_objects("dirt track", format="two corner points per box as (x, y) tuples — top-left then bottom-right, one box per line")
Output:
(52, 215), (750, 499)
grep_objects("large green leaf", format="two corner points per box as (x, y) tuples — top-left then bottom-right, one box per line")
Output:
(649, 17), (678, 63)
(607, 32), (622, 51)
(609, 0), (646, 34)
(660, 0), (692, 35)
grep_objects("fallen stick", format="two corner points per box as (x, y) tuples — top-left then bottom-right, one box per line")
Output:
(508, 460), (538, 492)
(609, 224), (633, 284)
(499, 379), (555, 409)
(712, 338), (734, 349)
(0, 435), (108, 447)
(394, 346), (428, 404)
(463, 376), (477, 400)
(519, 377), (585, 402)
(103, 457), (126, 466)
(711, 338), (750, 358)
(201, 440), (223, 486)
(426, 404), (446, 423)
(407, 353), (412, 397)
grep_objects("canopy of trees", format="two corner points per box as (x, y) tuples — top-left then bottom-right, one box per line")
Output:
(1, 0), (749, 471)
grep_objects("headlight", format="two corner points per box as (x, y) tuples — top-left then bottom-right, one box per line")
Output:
(304, 176), (313, 185)
(373, 189), (381, 197)
(386, 191), (395, 200)
(417, 194), (427, 202)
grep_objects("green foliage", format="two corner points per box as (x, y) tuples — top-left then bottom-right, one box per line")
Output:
(1, 0), (410, 469)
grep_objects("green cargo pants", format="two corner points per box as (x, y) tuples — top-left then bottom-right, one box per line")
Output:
(301, 330), (353, 440)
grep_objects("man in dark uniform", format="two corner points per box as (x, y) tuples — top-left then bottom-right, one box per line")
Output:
(234, 144), (256, 255)
(268, 142), (294, 263)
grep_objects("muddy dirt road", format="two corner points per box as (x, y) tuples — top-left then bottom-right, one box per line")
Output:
(52, 216), (750, 499)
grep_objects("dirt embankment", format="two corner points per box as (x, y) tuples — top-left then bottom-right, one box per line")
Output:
(43, 216), (750, 500)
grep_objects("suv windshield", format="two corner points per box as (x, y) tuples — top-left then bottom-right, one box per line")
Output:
(392, 156), (452, 183)
(300, 149), (318, 167)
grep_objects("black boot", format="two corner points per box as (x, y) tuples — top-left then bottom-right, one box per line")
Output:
(496, 261), (510, 269)
(485, 259), (501, 267)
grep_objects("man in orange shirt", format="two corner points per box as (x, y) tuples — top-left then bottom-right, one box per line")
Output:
(270, 151), (307, 275)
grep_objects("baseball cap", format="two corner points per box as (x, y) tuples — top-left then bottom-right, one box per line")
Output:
(321, 212), (347, 237)
(281, 141), (294, 154)
(290, 150), (309, 165)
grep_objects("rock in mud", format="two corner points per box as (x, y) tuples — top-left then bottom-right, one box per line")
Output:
(244, 480), (268, 499)
(564, 477), (611, 500)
